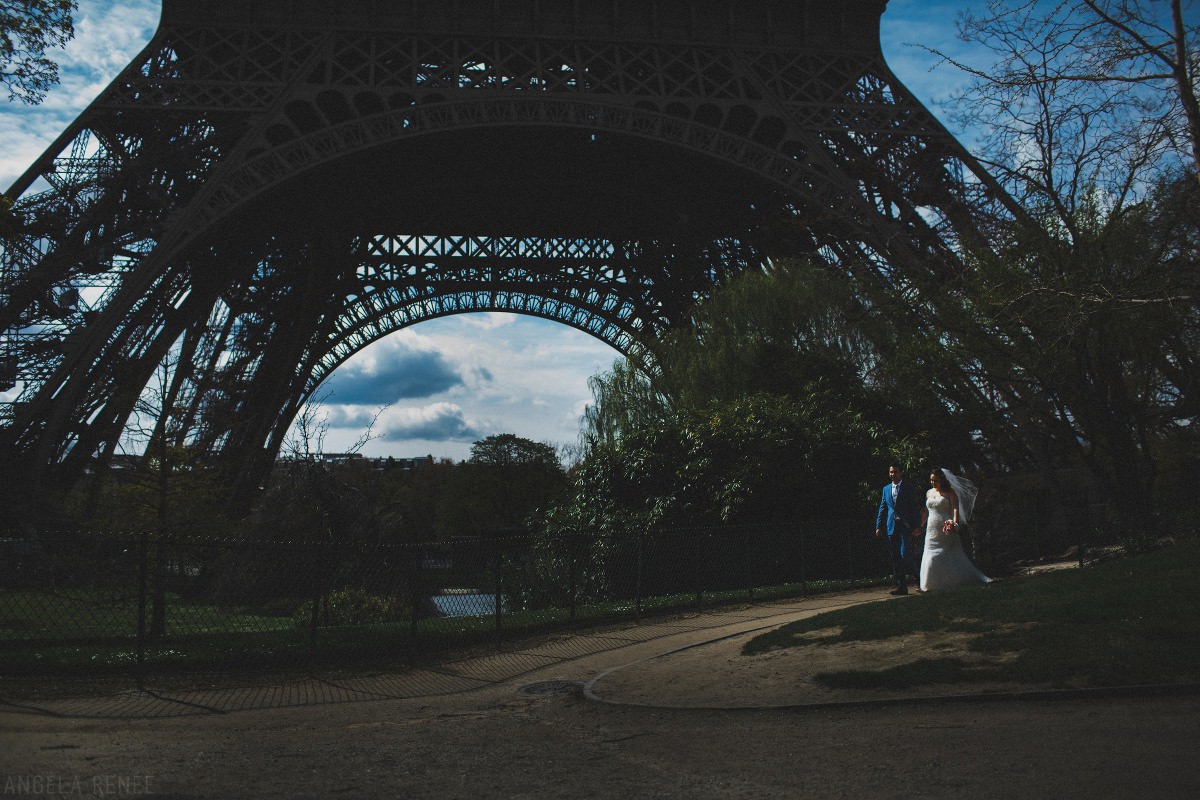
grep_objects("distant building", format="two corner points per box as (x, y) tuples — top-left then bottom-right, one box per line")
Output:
(378, 455), (437, 471)
(277, 453), (436, 471)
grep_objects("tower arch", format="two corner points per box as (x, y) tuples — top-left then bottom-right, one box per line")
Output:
(0, 0), (1012, 504)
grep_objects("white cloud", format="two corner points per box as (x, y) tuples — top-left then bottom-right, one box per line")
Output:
(0, 124), (68, 190)
(374, 402), (486, 442)
(1, 0), (159, 189)
(312, 315), (618, 461)
(63, 1), (160, 78)
(456, 312), (518, 331)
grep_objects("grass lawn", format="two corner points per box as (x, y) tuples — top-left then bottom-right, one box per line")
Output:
(0, 589), (298, 641)
(742, 537), (1200, 691)
(1, 571), (892, 680)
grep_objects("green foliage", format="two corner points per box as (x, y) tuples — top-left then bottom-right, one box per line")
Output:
(292, 588), (411, 629)
(469, 433), (560, 469)
(948, 178), (1200, 531)
(430, 434), (569, 536)
(557, 260), (966, 535)
(70, 446), (233, 536)
(649, 261), (884, 410)
(374, 459), (457, 542)
(581, 358), (671, 448)
(554, 391), (884, 534)
(244, 459), (379, 543)
(924, 0), (1199, 533)
(231, 434), (572, 548)
(500, 542), (592, 613)
(0, 0), (77, 104)
(0, 194), (19, 239)
(212, 460), (386, 607)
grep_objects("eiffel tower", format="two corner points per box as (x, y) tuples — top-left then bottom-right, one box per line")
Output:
(0, 0), (1008, 508)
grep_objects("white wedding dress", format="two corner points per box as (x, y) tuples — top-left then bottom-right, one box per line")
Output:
(920, 490), (991, 592)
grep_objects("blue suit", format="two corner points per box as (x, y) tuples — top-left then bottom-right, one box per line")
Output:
(876, 479), (924, 590)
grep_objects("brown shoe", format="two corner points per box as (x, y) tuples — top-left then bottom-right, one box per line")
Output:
(888, 587), (909, 595)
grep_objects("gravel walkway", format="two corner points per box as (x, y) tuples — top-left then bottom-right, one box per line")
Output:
(3, 586), (1197, 799)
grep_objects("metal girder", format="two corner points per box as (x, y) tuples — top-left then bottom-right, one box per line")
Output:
(0, 0), (1010, 506)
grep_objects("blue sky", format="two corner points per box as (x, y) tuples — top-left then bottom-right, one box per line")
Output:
(1, 0), (981, 462)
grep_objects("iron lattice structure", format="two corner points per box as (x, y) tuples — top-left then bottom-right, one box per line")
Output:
(0, 0), (1009, 504)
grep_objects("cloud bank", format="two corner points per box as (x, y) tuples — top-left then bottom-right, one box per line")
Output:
(319, 337), (466, 405)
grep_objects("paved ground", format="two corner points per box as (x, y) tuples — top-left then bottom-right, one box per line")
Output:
(2, 586), (1197, 799)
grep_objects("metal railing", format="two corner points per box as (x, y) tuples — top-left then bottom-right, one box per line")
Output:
(4, 490), (1138, 694)
(1, 520), (895, 688)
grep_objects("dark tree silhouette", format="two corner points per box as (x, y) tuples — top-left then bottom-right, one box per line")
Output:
(1, 1), (77, 104)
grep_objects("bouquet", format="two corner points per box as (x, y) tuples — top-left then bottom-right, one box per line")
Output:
(941, 520), (957, 534)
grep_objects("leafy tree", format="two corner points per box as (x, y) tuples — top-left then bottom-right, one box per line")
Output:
(0, 194), (18, 239)
(649, 262), (880, 406)
(917, 1), (1200, 533)
(559, 261), (960, 533)
(580, 356), (672, 450)
(930, 0), (1200, 202)
(71, 352), (235, 635)
(375, 458), (457, 543)
(241, 392), (390, 546)
(201, 395), (392, 609)
(431, 435), (569, 537)
(1, 0), (77, 104)
(952, 177), (1199, 531)
(74, 443), (232, 636)
(581, 393), (887, 527)
(468, 433), (561, 470)
(641, 261), (968, 457)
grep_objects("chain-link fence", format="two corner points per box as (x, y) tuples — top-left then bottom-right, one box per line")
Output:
(1, 521), (902, 688)
(3, 490), (1132, 694)
(969, 470), (1138, 568)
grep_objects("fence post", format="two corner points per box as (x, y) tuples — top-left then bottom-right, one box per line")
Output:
(1033, 490), (1044, 561)
(308, 539), (323, 663)
(493, 537), (503, 645)
(694, 529), (704, 611)
(568, 531), (578, 627)
(635, 527), (644, 622)
(800, 522), (808, 596)
(746, 526), (755, 602)
(136, 530), (148, 692)
(1079, 487), (1089, 569)
(847, 520), (856, 582)
(409, 546), (421, 648)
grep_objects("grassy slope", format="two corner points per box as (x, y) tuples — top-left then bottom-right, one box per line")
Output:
(742, 538), (1200, 690)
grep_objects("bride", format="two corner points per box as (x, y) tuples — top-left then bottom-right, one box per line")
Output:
(920, 468), (991, 592)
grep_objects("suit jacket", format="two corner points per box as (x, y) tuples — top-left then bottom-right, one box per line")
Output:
(876, 480), (923, 538)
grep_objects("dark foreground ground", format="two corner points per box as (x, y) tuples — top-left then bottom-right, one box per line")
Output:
(2, 589), (1197, 799)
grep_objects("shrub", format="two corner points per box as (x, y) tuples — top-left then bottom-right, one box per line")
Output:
(292, 587), (411, 629)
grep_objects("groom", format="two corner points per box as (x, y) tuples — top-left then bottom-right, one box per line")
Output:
(875, 464), (925, 595)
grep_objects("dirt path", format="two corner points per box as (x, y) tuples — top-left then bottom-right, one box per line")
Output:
(3, 586), (1197, 799)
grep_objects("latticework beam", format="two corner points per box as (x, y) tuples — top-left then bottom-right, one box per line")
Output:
(0, 0), (1009, 506)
